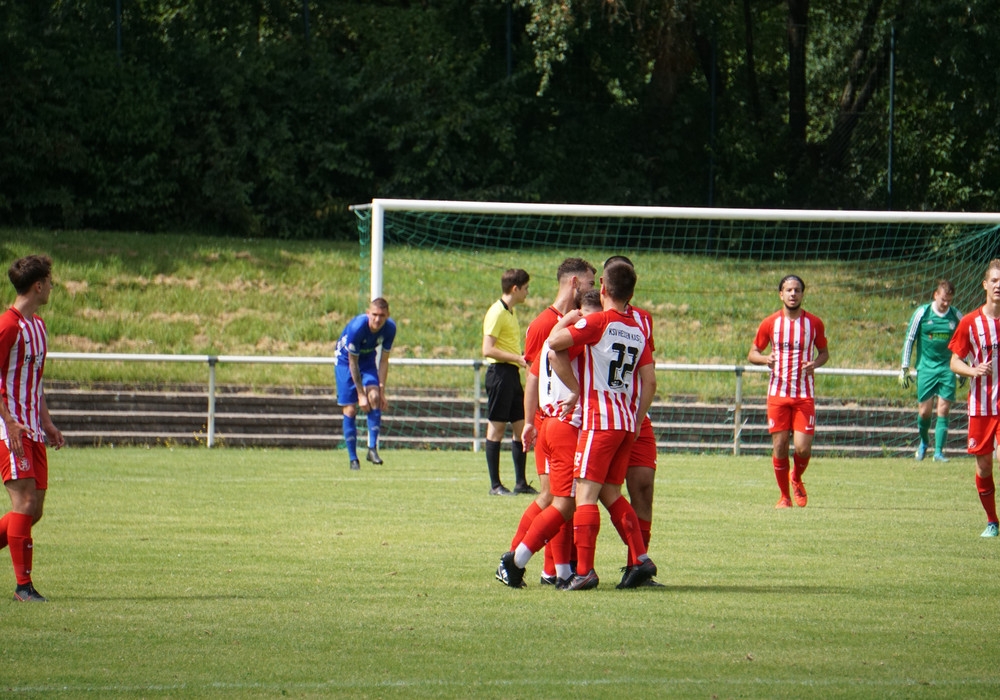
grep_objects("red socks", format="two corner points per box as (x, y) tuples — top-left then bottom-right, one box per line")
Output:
(510, 501), (543, 551)
(638, 518), (652, 550)
(6, 512), (33, 586)
(520, 506), (567, 555)
(977, 475), (999, 523)
(792, 455), (809, 482)
(606, 496), (646, 566)
(773, 457), (791, 499)
(573, 504), (601, 575)
(550, 518), (574, 568)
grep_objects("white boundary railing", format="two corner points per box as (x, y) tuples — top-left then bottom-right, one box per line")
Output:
(47, 353), (901, 454)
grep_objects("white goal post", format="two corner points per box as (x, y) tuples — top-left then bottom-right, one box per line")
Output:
(350, 198), (1000, 301)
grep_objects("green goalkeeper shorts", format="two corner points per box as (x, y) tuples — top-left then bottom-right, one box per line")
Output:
(916, 366), (957, 403)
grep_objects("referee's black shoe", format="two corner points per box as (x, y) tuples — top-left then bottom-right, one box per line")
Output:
(366, 447), (383, 465)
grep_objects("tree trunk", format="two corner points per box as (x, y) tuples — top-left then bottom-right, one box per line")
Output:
(787, 0), (809, 149)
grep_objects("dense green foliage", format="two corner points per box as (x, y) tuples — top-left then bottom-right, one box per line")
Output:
(2, 1), (1000, 238)
(6, 447), (1000, 696)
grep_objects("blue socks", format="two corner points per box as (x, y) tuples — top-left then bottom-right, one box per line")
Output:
(343, 414), (358, 461)
(367, 408), (381, 449)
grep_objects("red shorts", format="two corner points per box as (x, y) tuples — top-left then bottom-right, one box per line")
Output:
(628, 416), (657, 470)
(967, 416), (1000, 455)
(533, 416), (552, 477)
(543, 419), (579, 498)
(574, 429), (633, 486)
(1, 437), (49, 490)
(767, 396), (816, 434)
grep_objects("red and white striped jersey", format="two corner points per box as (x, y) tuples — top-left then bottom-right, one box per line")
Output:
(567, 309), (653, 431)
(524, 306), (562, 366)
(948, 308), (1000, 417)
(626, 304), (654, 351)
(753, 310), (827, 399)
(0, 307), (48, 442)
(531, 341), (584, 427)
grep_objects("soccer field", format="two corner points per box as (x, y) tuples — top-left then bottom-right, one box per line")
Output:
(2, 447), (998, 698)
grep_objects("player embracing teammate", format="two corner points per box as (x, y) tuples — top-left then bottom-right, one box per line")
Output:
(496, 260), (657, 590)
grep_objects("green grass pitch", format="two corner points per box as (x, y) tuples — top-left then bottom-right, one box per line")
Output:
(2, 447), (998, 698)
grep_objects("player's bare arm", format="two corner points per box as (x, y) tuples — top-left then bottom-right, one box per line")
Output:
(634, 364), (657, 442)
(748, 345), (774, 368)
(803, 347), (830, 375)
(377, 352), (390, 411)
(551, 309), (582, 332)
(349, 354), (368, 409)
(0, 393), (27, 458)
(951, 352), (992, 378)
(482, 333), (527, 368)
(521, 372), (540, 450)
(39, 393), (64, 450)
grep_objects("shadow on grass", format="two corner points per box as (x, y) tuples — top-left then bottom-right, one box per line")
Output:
(645, 584), (852, 595)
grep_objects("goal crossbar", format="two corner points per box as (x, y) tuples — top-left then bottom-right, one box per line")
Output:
(351, 198), (1000, 299)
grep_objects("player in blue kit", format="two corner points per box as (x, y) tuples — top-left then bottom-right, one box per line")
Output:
(335, 298), (396, 470)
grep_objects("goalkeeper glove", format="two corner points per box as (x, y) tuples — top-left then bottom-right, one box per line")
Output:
(898, 368), (912, 389)
(958, 375), (968, 388)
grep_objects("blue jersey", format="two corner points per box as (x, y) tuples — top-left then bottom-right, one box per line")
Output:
(335, 314), (396, 368)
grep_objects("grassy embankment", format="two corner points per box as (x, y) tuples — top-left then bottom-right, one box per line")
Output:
(3, 228), (922, 401)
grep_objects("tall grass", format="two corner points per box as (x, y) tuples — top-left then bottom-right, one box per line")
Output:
(2, 447), (997, 698)
(3, 228), (934, 399)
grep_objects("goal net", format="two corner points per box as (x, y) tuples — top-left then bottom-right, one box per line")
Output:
(352, 199), (1000, 456)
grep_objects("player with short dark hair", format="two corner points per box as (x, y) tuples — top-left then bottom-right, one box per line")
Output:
(543, 261), (658, 590)
(948, 260), (1000, 537)
(496, 290), (602, 588)
(1, 254), (65, 602)
(513, 258), (595, 582)
(602, 255), (661, 585)
(748, 275), (829, 509)
(334, 298), (396, 470)
(900, 279), (962, 462)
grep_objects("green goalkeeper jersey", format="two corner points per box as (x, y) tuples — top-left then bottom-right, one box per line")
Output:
(901, 302), (963, 371)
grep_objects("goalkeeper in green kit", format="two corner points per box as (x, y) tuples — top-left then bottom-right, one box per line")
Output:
(900, 279), (963, 461)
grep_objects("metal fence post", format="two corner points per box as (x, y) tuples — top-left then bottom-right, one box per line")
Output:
(207, 356), (218, 448)
(473, 360), (483, 452)
(733, 366), (744, 456)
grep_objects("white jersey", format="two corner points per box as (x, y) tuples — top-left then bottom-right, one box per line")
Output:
(567, 309), (654, 432)
(536, 340), (582, 428)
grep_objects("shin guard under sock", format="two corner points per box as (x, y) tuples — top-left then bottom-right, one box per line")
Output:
(918, 416), (932, 446)
(792, 454), (809, 482)
(935, 415), (950, 454)
(7, 512), (33, 586)
(510, 501), (543, 550)
(773, 457), (791, 499)
(573, 504), (601, 575)
(511, 439), (527, 485)
(366, 408), (381, 449)
(486, 440), (502, 488)
(607, 496), (646, 566)
(977, 475), (999, 523)
(343, 414), (358, 461)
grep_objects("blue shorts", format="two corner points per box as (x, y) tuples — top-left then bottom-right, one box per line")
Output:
(336, 362), (380, 406)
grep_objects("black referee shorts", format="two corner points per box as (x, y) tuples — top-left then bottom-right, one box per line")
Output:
(485, 363), (525, 423)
